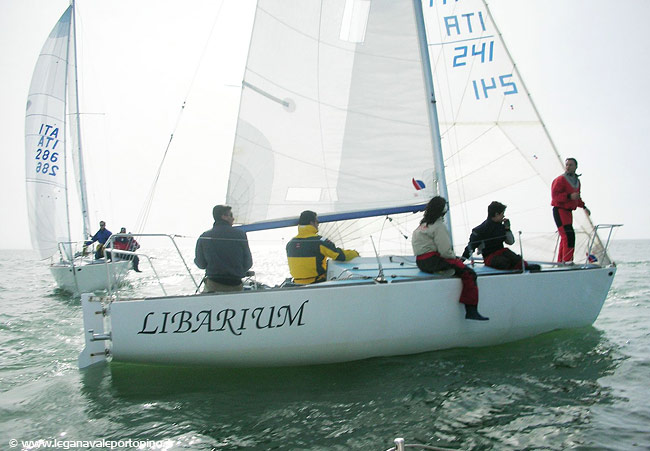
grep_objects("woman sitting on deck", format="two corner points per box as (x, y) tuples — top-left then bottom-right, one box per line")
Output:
(412, 196), (489, 321)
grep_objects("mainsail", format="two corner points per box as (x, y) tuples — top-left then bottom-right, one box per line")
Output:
(25, 7), (73, 260)
(228, 0), (437, 227)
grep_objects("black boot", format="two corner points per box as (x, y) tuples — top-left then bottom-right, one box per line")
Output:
(465, 304), (489, 321)
(132, 256), (142, 272)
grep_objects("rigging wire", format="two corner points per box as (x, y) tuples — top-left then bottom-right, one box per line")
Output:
(133, 0), (227, 235)
(318, 213), (416, 256)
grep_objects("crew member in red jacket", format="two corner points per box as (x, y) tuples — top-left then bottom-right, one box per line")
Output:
(551, 158), (591, 263)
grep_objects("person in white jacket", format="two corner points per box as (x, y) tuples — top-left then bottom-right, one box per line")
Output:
(412, 196), (488, 321)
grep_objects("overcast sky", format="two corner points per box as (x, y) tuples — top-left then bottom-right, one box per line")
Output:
(1, 0), (648, 251)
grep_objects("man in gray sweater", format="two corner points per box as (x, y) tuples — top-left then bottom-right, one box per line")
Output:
(195, 205), (253, 293)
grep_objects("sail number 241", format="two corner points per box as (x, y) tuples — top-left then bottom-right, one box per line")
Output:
(33, 123), (60, 177)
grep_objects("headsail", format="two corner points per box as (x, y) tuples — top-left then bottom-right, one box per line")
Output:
(424, 0), (609, 263)
(25, 7), (73, 260)
(228, 0), (437, 226)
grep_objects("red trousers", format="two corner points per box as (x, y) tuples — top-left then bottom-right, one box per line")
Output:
(553, 207), (575, 262)
(416, 252), (479, 306)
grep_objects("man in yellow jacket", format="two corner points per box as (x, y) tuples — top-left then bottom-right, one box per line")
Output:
(286, 210), (360, 284)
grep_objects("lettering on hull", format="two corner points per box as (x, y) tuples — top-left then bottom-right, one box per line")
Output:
(138, 300), (309, 336)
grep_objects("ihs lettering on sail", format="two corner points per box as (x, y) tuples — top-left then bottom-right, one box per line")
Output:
(452, 41), (495, 67)
(431, 2), (520, 101)
(137, 300), (309, 336)
(443, 11), (486, 36)
(33, 123), (60, 177)
(37, 123), (60, 149)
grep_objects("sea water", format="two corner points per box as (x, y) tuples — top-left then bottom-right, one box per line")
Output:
(0, 240), (648, 450)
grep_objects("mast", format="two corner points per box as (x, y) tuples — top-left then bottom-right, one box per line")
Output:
(70, 0), (91, 238)
(61, 5), (74, 260)
(412, 0), (453, 244)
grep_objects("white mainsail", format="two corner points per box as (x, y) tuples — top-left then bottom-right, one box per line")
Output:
(25, 7), (73, 260)
(228, 0), (437, 226)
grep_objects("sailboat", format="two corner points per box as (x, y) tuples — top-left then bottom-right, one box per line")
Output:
(79, 0), (617, 368)
(25, 2), (130, 294)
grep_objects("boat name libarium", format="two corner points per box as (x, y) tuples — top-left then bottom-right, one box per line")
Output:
(137, 300), (309, 336)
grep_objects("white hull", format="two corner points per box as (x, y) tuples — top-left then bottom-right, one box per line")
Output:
(51, 259), (130, 294)
(80, 260), (616, 368)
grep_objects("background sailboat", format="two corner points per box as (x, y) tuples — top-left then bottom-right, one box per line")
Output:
(24, 3), (129, 294)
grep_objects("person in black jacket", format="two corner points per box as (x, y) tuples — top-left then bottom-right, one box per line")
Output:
(195, 205), (253, 292)
(462, 201), (540, 271)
